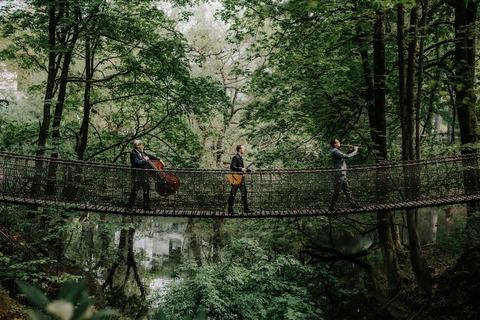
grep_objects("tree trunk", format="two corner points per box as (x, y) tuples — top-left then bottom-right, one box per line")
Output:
(75, 2), (102, 160)
(452, 0), (480, 227)
(186, 218), (203, 267)
(51, 4), (79, 158)
(357, 1), (402, 291)
(46, 23), (78, 195)
(103, 228), (128, 290)
(31, 1), (63, 198)
(373, 8), (401, 291)
(212, 219), (223, 263)
(76, 35), (93, 160)
(36, 1), (62, 157)
(400, 0), (433, 295)
(126, 227), (146, 299)
(406, 208), (432, 295)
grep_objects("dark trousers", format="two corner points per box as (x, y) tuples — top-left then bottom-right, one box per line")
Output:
(329, 174), (356, 209)
(227, 181), (250, 213)
(128, 172), (150, 209)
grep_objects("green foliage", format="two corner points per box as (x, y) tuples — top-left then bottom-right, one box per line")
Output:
(0, 205), (89, 294)
(217, 0), (376, 167)
(153, 308), (207, 320)
(16, 279), (118, 320)
(0, 0), (230, 164)
(216, 0), (465, 167)
(103, 286), (149, 319)
(435, 212), (472, 255)
(0, 94), (41, 152)
(159, 238), (323, 320)
(0, 0), (478, 318)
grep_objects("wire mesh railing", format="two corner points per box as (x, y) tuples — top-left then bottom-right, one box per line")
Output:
(1, 151), (480, 217)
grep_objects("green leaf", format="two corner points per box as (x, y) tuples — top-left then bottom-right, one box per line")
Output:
(57, 280), (87, 303)
(90, 308), (120, 319)
(15, 280), (50, 309)
(195, 308), (207, 320)
(27, 309), (50, 320)
(71, 293), (93, 320)
(153, 309), (168, 320)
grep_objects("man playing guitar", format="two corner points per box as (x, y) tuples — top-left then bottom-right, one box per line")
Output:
(227, 144), (254, 214)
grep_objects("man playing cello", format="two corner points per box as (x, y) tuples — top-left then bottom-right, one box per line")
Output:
(127, 139), (164, 211)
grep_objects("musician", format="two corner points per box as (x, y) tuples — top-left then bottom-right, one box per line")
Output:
(328, 138), (361, 211)
(127, 140), (163, 211)
(227, 144), (254, 214)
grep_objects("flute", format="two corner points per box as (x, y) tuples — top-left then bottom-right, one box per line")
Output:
(342, 144), (363, 149)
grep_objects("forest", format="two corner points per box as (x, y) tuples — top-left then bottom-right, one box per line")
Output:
(0, 0), (479, 319)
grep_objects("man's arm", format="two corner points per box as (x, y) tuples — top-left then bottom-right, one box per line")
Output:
(331, 148), (357, 159)
(144, 152), (160, 161)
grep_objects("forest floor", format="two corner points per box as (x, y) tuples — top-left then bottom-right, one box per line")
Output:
(400, 242), (480, 320)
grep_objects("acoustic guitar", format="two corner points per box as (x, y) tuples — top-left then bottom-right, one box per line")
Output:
(226, 161), (256, 186)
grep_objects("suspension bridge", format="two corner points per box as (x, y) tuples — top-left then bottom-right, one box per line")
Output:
(1, 151), (479, 217)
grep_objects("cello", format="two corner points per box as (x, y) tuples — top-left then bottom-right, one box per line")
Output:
(147, 159), (180, 196)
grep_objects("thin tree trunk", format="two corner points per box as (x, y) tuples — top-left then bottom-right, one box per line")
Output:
(373, 8), (401, 291)
(405, 4), (417, 161)
(454, 0), (479, 153)
(36, 1), (63, 157)
(76, 2), (102, 160)
(76, 36), (93, 160)
(31, 1), (63, 198)
(103, 228), (128, 290)
(212, 219), (223, 263)
(414, 0), (428, 159)
(355, 1), (402, 285)
(126, 228), (146, 299)
(400, 0), (433, 295)
(98, 213), (111, 268)
(452, 0), (480, 225)
(186, 217), (203, 267)
(45, 23), (78, 195)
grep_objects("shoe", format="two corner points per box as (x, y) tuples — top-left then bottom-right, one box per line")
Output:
(328, 206), (335, 212)
(227, 211), (238, 215)
(143, 207), (154, 211)
(350, 203), (362, 209)
(244, 210), (254, 214)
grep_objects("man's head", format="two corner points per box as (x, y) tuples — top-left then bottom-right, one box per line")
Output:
(330, 139), (340, 148)
(133, 140), (144, 150)
(236, 144), (245, 154)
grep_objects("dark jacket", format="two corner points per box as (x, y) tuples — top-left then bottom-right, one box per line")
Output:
(130, 149), (159, 169)
(230, 153), (251, 172)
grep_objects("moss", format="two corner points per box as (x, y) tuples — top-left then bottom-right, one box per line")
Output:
(0, 292), (28, 320)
